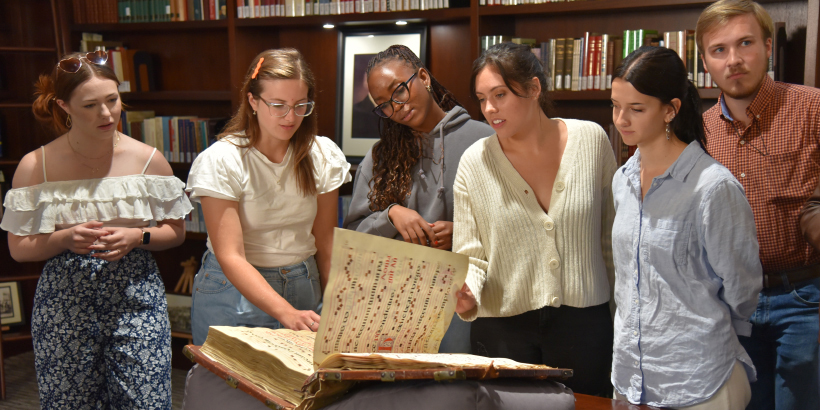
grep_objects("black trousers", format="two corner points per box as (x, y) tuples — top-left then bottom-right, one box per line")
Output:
(471, 302), (613, 398)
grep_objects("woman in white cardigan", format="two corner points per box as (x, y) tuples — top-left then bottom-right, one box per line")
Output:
(453, 42), (617, 397)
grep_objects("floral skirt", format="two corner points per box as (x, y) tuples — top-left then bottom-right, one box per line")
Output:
(32, 249), (171, 410)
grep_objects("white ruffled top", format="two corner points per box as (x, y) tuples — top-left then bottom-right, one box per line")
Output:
(1, 173), (193, 237)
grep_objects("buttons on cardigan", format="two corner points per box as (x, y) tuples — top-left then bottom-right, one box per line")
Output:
(633, 331), (638, 336)
(740, 140), (746, 145)
(549, 258), (560, 269)
(544, 221), (554, 230)
(555, 181), (565, 192)
(741, 173), (746, 178)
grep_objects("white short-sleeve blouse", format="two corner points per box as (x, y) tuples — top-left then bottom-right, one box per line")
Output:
(186, 135), (351, 267)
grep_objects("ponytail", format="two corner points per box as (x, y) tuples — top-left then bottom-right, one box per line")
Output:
(32, 73), (69, 135)
(672, 80), (707, 152)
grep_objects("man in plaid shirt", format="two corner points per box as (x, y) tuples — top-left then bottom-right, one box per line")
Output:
(698, 1), (820, 409)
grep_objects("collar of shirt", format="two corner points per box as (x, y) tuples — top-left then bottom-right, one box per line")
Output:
(718, 75), (775, 128)
(621, 142), (706, 193)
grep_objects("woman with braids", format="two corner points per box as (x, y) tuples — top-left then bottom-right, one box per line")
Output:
(1, 51), (191, 408)
(343, 45), (493, 354)
(453, 42), (616, 397)
(609, 46), (761, 409)
(186, 49), (351, 345)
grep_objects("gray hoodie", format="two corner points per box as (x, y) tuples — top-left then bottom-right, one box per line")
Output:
(344, 106), (494, 238)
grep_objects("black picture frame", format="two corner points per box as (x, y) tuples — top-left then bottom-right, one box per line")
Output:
(0, 281), (24, 326)
(335, 25), (427, 163)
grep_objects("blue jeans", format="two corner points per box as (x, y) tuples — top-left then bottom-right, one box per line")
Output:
(740, 278), (819, 410)
(191, 251), (322, 345)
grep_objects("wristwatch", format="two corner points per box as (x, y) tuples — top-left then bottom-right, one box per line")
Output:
(140, 228), (151, 245)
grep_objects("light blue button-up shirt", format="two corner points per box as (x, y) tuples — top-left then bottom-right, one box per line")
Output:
(610, 142), (762, 407)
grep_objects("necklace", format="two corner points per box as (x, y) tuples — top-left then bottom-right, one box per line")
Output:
(67, 130), (120, 174)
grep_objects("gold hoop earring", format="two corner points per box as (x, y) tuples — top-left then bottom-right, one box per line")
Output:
(666, 122), (671, 140)
(66, 115), (72, 128)
(425, 84), (432, 93)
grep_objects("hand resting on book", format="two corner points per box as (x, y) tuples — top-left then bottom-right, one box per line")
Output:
(280, 307), (321, 332)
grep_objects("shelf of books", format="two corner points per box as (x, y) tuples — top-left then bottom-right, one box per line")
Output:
(478, 0), (795, 14)
(235, 7), (471, 26)
(481, 24), (787, 96)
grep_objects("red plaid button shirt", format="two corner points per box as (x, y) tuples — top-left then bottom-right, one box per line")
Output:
(704, 75), (820, 273)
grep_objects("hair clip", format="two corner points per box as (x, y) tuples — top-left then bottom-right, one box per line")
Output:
(252, 58), (264, 79)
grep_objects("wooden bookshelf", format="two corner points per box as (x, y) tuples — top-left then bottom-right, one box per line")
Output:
(120, 90), (233, 102)
(478, 0), (798, 16)
(235, 7), (471, 27)
(72, 19), (229, 32)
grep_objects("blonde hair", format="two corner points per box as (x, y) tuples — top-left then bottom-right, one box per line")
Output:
(219, 48), (318, 196)
(696, 0), (774, 53)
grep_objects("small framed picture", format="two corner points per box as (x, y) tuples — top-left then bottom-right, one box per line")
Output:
(335, 25), (427, 161)
(166, 293), (193, 334)
(0, 281), (24, 326)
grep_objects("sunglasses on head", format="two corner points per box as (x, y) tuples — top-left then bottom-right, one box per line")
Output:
(57, 50), (109, 73)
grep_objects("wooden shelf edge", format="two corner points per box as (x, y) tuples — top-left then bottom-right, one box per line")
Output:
(478, 0), (795, 17)
(0, 159), (22, 166)
(236, 7), (471, 27)
(121, 91), (233, 101)
(71, 20), (229, 32)
(546, 88), (720, 101)
(0, 103), (33, 108)
(0, 46), (58, 53)
(0, 274), (40, 282)
(1, 329), (33, 343)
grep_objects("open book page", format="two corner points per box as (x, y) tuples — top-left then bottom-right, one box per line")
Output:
(313, 228), (469, 368)
(319, 353), (555, 371)
(201, 326), (316, 405)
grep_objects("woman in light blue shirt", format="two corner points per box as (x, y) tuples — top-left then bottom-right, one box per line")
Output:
(609, 46), (762, 409)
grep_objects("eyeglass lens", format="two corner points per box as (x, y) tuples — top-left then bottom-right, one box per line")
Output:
(373, 73), (415, 118)
(268, 102), (314, 117)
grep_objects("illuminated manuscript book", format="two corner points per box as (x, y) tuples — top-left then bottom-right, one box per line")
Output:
(198, 229), (559, 410)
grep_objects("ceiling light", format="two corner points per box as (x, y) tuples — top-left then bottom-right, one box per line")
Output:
(395, 21), (407, 25)
(323, 23), (334, 29)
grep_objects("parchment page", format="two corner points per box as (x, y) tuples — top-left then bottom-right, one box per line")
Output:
(313, 228), (468, 368)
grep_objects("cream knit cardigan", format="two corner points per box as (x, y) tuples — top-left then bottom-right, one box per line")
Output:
(453, 119), (617, 321)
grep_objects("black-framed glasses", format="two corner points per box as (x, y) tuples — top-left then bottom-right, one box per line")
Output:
(257, 97), (315, 117)
(57, 50), (109, 73)
(372, 71), (418, 119)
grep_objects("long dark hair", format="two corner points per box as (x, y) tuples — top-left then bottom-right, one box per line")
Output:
(613, 46), (706, 149)
(470, 42), (554, 117)
(364, 45), (460, 212)
(219, 48), (318, 196)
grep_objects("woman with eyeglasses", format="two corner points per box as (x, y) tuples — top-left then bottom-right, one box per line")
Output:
(609, 46), (761, 409)
(1, 51), (192, 408)
(186, 49), (350, 346)
(453, 42), (617, 397)
(343, 45), (494, 354)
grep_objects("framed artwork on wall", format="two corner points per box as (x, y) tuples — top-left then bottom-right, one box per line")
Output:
(335, 25), (427, 161)
(0, 281), (23, 326)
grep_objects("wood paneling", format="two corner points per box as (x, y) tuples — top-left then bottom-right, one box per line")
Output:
(428, 23), (477, 119)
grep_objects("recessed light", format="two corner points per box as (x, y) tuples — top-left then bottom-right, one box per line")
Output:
(323, 23), (334, 29)
(368, 35), (374, 38)
(395, 21), (407, 25)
